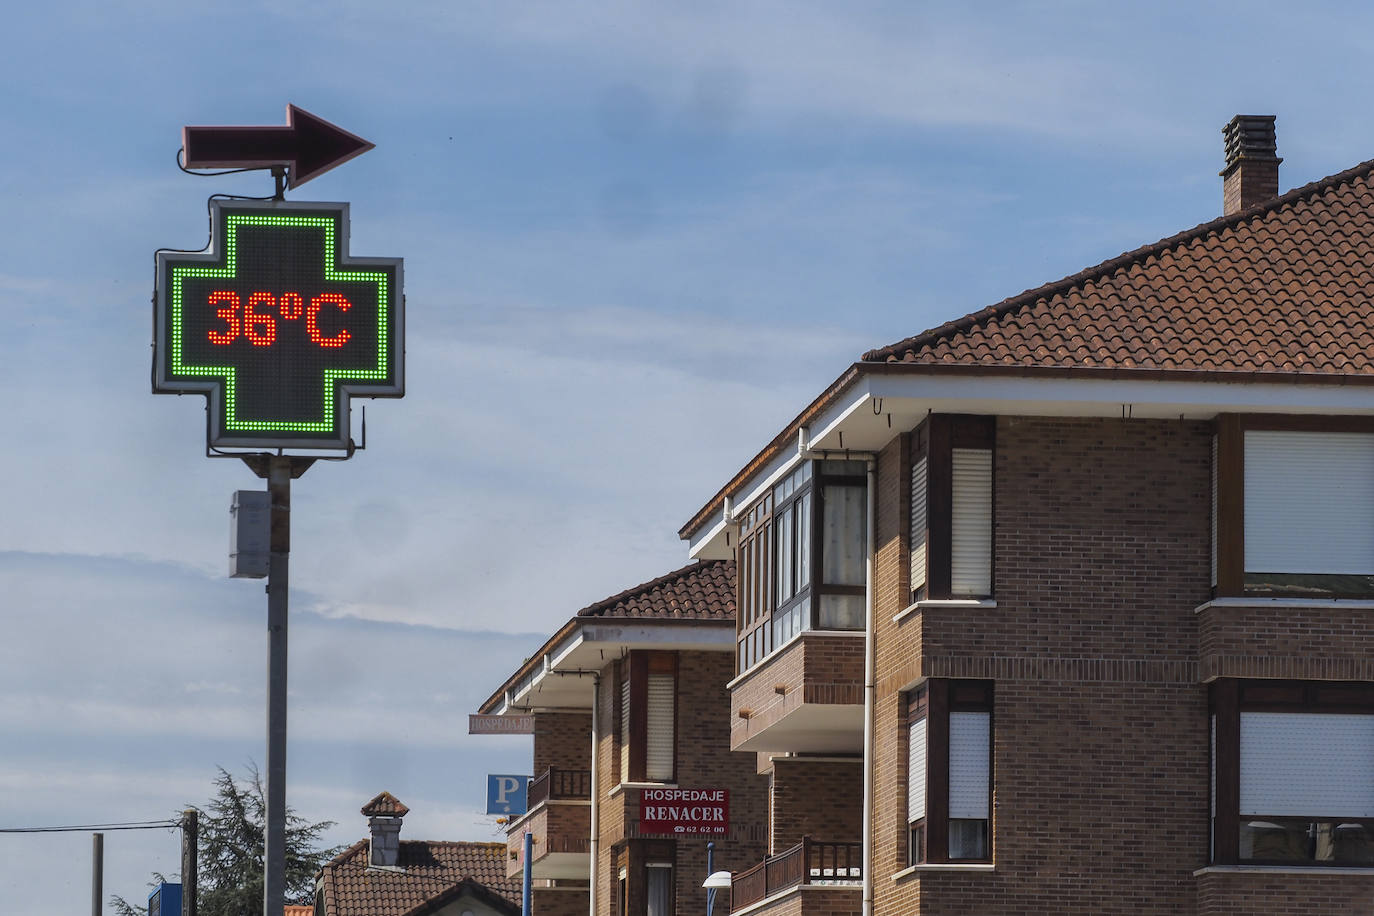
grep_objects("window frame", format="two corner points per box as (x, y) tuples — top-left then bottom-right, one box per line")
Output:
(734, 460), (867, 675)
(1210, 678), (1374, 866)
(1214, 414), (1374, 598)
(910, 415), (996, 604)
(906, 679), (994, 865)
(617, 651), (678, 785)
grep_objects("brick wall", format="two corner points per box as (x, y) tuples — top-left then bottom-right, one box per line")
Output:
(1199, 604), (1374, 680)
(532, 887), (590, 916)
(731, 634), (865, 752)
(535, 711), (593, 776)
(593, 650), (769, 916)
(1196, 871), (1374, 915)
(769, 758), (862, 852)
(594, 657), (621, 916)
(874, 416), (1215, 914)
(724, 885), (863, 915)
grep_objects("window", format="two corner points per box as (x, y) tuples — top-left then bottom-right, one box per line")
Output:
(1210, 679), (1374, 865)
(645, 862), (673, 916)
(736, 460), (867, 674)
(1214, 417), (1374, 597)
(617, 652), (677, 784)
(907, 679), (993, 864)
(910, 415), (994, 603)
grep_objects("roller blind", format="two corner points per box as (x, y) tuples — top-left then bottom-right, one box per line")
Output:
(1239, 712), (1374, 817)
(911, 455), (928, 592)
(1244, 430), (1374, 575)
(909, 716), (927, 823)
(620, 676), (631, 780)
(949, 711), (990, 820)
(951, 450), (993, 596)
(645, 673), (675, 781)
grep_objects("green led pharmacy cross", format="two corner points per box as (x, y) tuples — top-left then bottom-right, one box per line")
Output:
(154, 200), (404, 450)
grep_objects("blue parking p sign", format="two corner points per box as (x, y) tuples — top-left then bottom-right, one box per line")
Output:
(486, 774), (530, 816)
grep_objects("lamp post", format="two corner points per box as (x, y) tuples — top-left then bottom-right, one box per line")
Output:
(703, 842), (732, 916)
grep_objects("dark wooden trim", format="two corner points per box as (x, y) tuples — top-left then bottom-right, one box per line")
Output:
(904, 687), (928, 865)
(949, 414), (996, 449)
(925, 679), (950, 863)
(1238, 679), (1374, 713)
(1215, 415), (1245, 596)
(628, 652), (648, 783)
(910, 421), (931, 603)
(927, 417), (953, 601)
(898, 431), (912, 602)
(807, 473), (822, 628)
(1233, 413), (1374, 433)
(950, 680), (994, 710)
(1211, 679), (1240, 865)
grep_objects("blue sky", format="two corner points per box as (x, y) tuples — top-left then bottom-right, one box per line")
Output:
(6, 1), (1374, 910)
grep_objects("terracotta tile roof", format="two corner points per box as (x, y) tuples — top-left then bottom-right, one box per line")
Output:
(285, 907), (313, 916)
(575, 559), (734, 620)
(863, 158), (1374, 378)
(360, 791), (409, 818)
(317, 839), (519, 916)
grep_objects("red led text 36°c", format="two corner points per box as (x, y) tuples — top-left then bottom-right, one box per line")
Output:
(206, 290), (352, 348)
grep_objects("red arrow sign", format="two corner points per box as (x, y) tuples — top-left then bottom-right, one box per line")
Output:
(182, 105), (374, 189)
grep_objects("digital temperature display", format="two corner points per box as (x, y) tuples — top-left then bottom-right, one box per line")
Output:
(154, 200), (403, 449)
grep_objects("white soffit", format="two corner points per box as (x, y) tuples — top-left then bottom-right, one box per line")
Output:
(822, 373), (1374, 452)
(686, 370), (1374, 559)
(501, 622), (734, 712)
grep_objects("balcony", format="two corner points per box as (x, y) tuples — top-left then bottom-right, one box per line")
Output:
(505, 767), (591, 880)
(730, 632), (865, 754)
(730, 837), (862, 914)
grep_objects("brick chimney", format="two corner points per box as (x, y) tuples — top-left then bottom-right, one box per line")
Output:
(1221, 115), (1281, 216)
(360, 791), (410, 868)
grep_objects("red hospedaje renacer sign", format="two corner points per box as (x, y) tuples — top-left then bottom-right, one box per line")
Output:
(639, 788), (729, 836)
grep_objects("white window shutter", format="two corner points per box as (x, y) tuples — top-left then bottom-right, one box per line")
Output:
(911, 455), (928, 592)
(645, 674), (675, 781)
(620, 677), (631, 780)
(949, 711), (990, 820)
(1240, 712), (1374, 817)
(908, 717), (927, 823)
(1244, 431), (1374, 575)
(951, 450), (993, 596)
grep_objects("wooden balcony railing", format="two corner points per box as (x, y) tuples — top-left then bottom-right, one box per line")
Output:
(730, 837), (862, 910)
(526, 766), (592, 808)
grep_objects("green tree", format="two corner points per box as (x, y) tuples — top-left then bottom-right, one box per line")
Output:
(112, 764), (341, 916)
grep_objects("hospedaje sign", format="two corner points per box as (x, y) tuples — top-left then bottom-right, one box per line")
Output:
(153, 199), (403, 450)
(639, 788), (729, 836)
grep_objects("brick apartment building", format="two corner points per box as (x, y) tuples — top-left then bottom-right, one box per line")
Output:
(674, 115), (1374, 914)
(477, 560), (768, 916)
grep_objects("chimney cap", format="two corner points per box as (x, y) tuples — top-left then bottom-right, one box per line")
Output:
(361, 791), (409, 818)
(1221, 114), (1281, 175)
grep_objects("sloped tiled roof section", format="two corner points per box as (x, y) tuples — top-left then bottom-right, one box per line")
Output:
(575, 559), (734, 620)
(864, 159), (1374, 376)
(360, 791), (409, 818)
(318, 839), (519, 916)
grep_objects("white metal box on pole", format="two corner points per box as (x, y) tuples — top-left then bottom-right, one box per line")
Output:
(230, 490), (270, 578)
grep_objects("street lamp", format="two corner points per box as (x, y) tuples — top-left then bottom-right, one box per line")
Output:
(703, 839), (731, 916)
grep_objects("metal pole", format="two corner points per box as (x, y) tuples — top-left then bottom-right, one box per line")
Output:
(588, 674), (599, 916)
(91, 832), (103, 916)
(522, 831), (533, 914)
(264, 456), (292, 916)
(706, 841), (715, 916)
